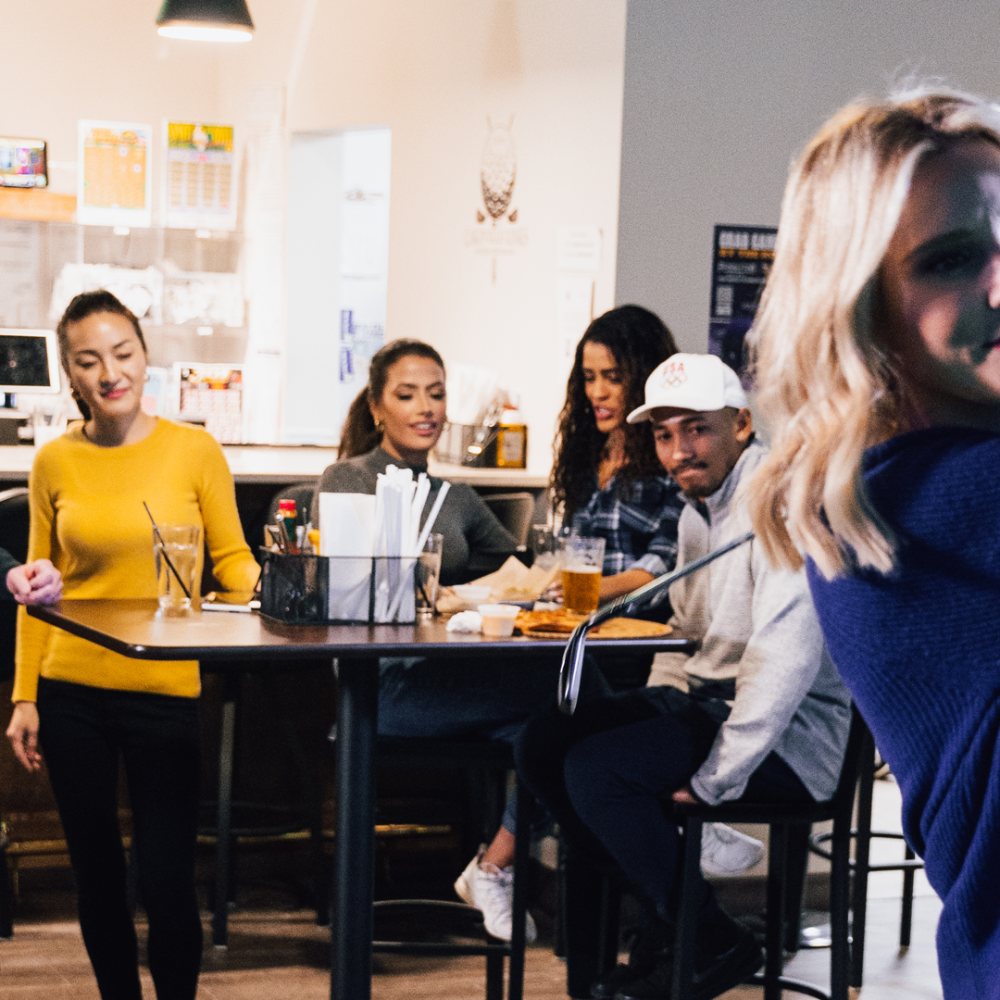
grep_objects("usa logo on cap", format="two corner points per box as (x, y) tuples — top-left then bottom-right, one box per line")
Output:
(660, 359), (687, 388)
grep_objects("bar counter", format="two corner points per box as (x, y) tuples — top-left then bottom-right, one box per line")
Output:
(0, 444), (549, 488)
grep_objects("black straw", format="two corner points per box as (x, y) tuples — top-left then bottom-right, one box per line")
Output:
(143, 501), (193, 600)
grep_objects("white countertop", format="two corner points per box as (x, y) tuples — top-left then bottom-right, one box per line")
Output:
(0, 444), (548, 489)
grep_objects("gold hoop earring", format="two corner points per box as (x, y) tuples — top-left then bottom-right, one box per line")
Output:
(375, 419), (385, 434)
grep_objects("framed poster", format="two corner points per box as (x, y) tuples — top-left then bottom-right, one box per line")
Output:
(78, 121), (152, 228)
(175, 364), (243, 444)
(707, 224), (777, 377)
(163, 121), (237, 231)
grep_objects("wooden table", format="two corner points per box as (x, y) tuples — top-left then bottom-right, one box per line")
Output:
(28, 600), (696, 1000)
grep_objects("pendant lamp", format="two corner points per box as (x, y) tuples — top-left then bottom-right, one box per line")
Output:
(156, 0), (254, 42)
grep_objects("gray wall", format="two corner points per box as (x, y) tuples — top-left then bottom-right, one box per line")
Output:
(615, 0), (1000, 352)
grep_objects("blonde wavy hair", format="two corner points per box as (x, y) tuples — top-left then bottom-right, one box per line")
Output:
(747, 87), (1000, 579)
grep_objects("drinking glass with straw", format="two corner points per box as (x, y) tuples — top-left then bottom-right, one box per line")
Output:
(144, 502), (199, 614)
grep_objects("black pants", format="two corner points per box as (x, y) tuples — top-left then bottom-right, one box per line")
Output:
(37, 678), (203, 1000)
(515, 686), (812, 995)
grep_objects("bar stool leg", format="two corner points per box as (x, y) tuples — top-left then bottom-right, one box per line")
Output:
(671, 817), (703, 1000)
(262, 673), (328, 926)
(900, 845), (916, 948)
(212, 670), (239, 948)
(596, 878), (621, 979)
(763, 823), (788, 1000)
(783, 823), (810, 953)
(508, 778), (531, 1000)
(0, 828), (13, 939)
(485, 948), (504, 1000)
(850, 739), (875, 990)
(563, 851), (606, 997)
(830, 776), (857, 1000)
(554, 838), (567, 960)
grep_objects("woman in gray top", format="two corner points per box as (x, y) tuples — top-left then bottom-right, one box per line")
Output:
(313, 338), (607, 944)
(312, 338), (517, 582)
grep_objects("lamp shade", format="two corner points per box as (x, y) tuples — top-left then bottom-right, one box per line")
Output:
(156, 0), (254, 42)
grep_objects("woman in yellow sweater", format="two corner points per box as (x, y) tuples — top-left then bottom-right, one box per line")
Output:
(6, 290), (259, 1000)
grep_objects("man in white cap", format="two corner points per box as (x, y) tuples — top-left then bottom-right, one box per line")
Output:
(515, 354), (850, 1000)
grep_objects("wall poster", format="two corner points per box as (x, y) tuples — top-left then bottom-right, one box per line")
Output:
(707, 224), (777, 377)
(78, 121), (152, 228)
(164, 122), (237, 231)
(176, 364), (243, 444)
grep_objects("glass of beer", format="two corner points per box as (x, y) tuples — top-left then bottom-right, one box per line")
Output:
(559, 536), (606, 614)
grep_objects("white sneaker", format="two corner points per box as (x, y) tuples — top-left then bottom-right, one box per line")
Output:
(700, 822), (765, 877)
(454, 848), (537, 943)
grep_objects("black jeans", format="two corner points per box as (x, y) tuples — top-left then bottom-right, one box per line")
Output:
(37, 678), (202, 1000)
(515, 686), (812, 995)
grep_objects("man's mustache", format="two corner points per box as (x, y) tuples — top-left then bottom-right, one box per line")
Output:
(671, 461), (708, 475)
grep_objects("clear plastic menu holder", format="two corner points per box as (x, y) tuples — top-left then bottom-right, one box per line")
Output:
(259, 551), (416, 625)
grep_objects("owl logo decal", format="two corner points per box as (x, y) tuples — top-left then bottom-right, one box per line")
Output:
(477, 116), (518, 224)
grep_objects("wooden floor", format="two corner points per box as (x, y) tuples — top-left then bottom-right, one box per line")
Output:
(0, 894), (943, 999)
(0, 775), (944, 999)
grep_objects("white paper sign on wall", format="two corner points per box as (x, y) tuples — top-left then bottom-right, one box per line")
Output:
(557, 225), (602, 272)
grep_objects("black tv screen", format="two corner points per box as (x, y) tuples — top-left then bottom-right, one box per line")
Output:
(0, 137), (47, 189)
(0, 330), (61, 393)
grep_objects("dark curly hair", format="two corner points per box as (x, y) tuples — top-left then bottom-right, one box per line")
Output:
(338, 338), (446, 460)
(56, 290), (147, 422)
(552, 305), (677, 523)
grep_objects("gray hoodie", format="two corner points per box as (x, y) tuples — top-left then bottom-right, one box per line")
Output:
(648, 440), (851, 805)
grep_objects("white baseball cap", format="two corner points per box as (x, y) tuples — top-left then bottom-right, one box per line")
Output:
(626, 353), (747, 424)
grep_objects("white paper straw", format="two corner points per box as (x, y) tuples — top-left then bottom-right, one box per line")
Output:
(414, 481), (449, 556)
(386, 480), (451, 621)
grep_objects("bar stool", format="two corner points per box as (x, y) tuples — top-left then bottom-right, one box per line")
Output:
(197, 481), (330, 945)
(331, 731), (532, 1000)
(666, 706), (872, 1000)
(199, 660), (329, 946)
(809, 744), (924, 988)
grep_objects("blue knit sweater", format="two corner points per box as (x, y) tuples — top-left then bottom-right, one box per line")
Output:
(807, 427), (1000, 1000)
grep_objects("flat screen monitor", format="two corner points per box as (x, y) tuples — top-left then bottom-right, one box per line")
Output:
(0, 330), (61, 394)
(0, 137), (47, 188)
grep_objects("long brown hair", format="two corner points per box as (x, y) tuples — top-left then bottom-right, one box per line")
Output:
(56, 290), (147, 422)
(338, 339), (446, 460)
(552, 305), (678, 523)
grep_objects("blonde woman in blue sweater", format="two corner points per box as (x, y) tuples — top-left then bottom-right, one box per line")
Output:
(750, 88), (1000, 1000)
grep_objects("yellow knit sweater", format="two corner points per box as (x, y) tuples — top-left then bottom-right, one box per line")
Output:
(14, 419), (260, 702)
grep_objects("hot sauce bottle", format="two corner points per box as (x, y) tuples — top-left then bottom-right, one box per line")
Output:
(278, 499), (299, 554)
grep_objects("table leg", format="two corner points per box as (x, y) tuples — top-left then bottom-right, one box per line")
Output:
(331, 656), (379, 1000)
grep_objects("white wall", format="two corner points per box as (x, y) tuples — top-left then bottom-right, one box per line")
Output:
(616, 0), (1000, 354)
(2, 1), (628, 470)
(218, 0), (627, 469)
(0, 2), (225, 200)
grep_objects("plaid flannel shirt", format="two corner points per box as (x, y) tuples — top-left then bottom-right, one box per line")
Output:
(571, 472), (683, 578)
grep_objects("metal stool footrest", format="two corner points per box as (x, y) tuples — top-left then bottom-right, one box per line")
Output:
(373, 900), (511, 958)
(810, 828), (924, 871)
(749, 972), (831, 1000)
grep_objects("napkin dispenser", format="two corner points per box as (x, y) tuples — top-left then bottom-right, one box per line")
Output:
(259, 552), (416, 625)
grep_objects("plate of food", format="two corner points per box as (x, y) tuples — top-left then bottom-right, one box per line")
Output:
(514, 609), (672, 639)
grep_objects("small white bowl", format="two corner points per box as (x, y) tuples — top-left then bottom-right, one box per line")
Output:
(477, 603), (520, 637)
(453, 584), (492, 604)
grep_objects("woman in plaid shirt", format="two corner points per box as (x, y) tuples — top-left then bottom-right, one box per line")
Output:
(552, 305), (684, 601)
(458, 308), (759, 942)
